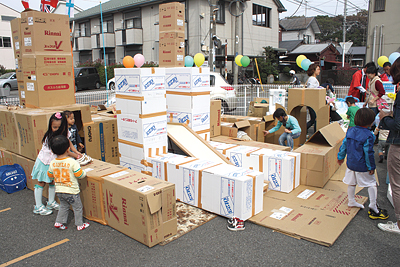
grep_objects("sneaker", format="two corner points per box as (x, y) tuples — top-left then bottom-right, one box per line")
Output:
(77, 154), (92, 166)
(77, 222), (90, 231)
(54, 222), (67, 230)
(227, 217), (239, 225)
(227, 218), (245, 231)
(368, 208), (389, 220)
(46, 201), (60, 210)
(33, 205), (53, 216)
(378, 221), (400, 234)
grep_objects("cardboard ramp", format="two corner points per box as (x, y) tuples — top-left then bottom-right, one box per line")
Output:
(167, 123), (232, 165)
(249, 185), (367, 247)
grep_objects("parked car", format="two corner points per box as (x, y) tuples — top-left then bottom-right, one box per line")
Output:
(0, 72), (18, 91)
(107, 71), (236, 113)
(74, 67), (101, 91)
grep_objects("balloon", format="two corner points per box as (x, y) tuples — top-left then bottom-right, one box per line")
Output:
(235, 55), (243, 66)
(301, 59), (312, 71)
(241, 56), (250, 67)
(377, 56), (389, 67)
(194, 53), (205, 67)
(389, 52), (400, 64)
(296, 55), (307, 68)
(184, 56), (194, 67)
(122, 56), (134, 68)
(133, 54), (145, 68)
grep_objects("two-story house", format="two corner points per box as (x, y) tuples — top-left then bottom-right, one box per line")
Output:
(279, 16), (321, 44)
(71, 0), (286, 72)
(0, 3), (20, 70)
(366, 0), (400, 63)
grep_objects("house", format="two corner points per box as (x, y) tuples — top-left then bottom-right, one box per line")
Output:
(366, 0), (400, 63)
(0, 3), (20, 70)
(71, 0), (286, 72)
(279, 39), (303, 53)
(336, 46), (366, 68)
(52, 0), (83, 17)
(279, 17), (321, 44)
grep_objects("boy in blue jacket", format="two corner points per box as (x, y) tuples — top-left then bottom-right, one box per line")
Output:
(338, 108), (388, 220)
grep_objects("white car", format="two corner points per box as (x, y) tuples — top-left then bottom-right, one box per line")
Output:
(107, 71), (236, 114)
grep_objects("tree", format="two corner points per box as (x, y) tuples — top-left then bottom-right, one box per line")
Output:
(257, 46), (279, 83)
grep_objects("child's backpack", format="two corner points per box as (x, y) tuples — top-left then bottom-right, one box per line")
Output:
(0, 164), (27, 194)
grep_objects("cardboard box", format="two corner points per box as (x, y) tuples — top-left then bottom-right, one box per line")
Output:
(165, 67), (210, 92)
(22, 68), (75, 108)
(0, 109), (20, 153)
(10, 18), (22, 69)
(221, 115), (250, 122)
(294, 123), (345, 188)
(248, 98), (269, 117)
(22, 54), (73, 68)
(159, 38), (185, 67)
(220, 120), (257, 141)
(79, 159), (127, 225)
(249, 185), (367, 246)
(147, 153), (191, 181)
(114, 67), (166, 97)
(20, 11), (71, 54)
(201, 164), (264, 221)
(119, 156), (151, 174)
(119, 141), (168, 162)
(166, 93), (210, 113)
(210, 100), (221, 137)
(196, 130), (210, 141)
(159, 2), (185, 33)
(84, 115), (119, 165)
(116, 94), (166, 115)
(102, 169), (177, 247)
(210, 135), (291, 151)
(246, 117), (266, 142)
(159, 31), (185, 41)
(167, 110), (210, 132)
(44, 104), (92, 125)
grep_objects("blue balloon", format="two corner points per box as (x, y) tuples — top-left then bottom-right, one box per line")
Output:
(301, 59), (312, 71)
(184, 56), (194, 67)
(389, 52), (400, 64)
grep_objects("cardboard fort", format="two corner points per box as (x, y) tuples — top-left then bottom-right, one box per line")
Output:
(210, 135), (290, 152)
(247, 97), (269, 117)
(294, 122), (345, 188)
(287, 88), (330, 146)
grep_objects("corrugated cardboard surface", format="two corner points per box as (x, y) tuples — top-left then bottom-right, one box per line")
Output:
(159, 2), (185, 33)
(249, 185), (367, 247)
(211, 135), (291, 151)
(210, 100), (221, 137)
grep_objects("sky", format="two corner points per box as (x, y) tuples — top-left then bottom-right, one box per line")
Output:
(1, 0), (368, 18)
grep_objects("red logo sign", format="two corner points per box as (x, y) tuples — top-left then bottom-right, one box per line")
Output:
(43, 84), (70, 91)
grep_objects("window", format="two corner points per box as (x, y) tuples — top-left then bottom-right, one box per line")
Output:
(0, 37), (11, 48)
(79, 22), (90, 37)
(252, 4), (271, 28)
(102, 17), (114, 33)
(303, 34), (311, 44)
(1, 16), (16, 21)
(215, 1), (225, 24)
(124, 10), (141, 29)
(374, 0), (386, 12)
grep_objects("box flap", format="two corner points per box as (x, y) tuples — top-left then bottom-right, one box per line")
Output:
(262, 115), (274, 122)
(147, 191), (162, 214)
(234, 120), (251, 129)
(306, 122), (345, 147)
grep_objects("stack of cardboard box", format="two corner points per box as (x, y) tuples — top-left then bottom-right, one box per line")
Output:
(158, 2), (185, 67)
(10, 11), (75, 108)
(165, 67), (211, 140)
(114, 67), (168, 171)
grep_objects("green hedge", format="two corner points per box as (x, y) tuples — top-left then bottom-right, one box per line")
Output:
(0, 65), (16, 75)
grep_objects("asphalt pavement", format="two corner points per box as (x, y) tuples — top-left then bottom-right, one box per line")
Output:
(1, 147), (400, 266)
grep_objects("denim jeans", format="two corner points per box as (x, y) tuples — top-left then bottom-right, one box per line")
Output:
(279, 132), (301, 149)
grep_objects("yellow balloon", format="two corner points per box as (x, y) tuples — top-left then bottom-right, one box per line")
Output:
(296, 55), (307, 68)
(378, 56), (389, 67)
(235, 55), (243, 66)
(194, 53), (205, 67)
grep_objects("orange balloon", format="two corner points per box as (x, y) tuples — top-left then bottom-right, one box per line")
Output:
(123, 56), (135, 68)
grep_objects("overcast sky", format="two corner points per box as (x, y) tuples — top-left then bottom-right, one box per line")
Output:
(1, 0), (368, 18)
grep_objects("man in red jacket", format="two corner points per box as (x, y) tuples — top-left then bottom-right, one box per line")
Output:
(348, 62), (375, 102)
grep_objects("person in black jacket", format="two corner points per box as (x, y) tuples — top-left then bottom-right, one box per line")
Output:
(64, 111), (84, 153)
(378, 57), (400, 234)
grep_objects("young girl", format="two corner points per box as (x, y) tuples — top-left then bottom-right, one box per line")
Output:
(337, 108), (388, 220)
(64, 110), (84, 152)
(31, 112), (82, 215)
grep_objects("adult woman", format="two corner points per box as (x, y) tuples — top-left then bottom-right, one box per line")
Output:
(364, 65), (385, 115)
(305, 64), (321, 129)
(379, 57), (400, 234)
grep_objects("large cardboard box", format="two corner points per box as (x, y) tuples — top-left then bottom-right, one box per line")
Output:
(167, 110), (210, 132)
(102, 169), (177, 247)
(159, 2), (185, 33)
(166, 92), (210, 113)
(84, 115), (119, 165)
(20, 11), (71, 55)
(10, 18), (22, 69)
(114, 67), (166, 97)
(165, 67), (210, 92)
(294, 123), (345, 188)
(221, 115), (251, 122)
(247, 98), (269, 117)
(22, 54), (73, 68)
(119, 156), (152, 175)
(11, 153), (36, 191)
(159, 38), (185, 67)
(119, 141), (168, 163)
(146, 153), (190, 181)
(220, 120), (257, 141)
(116, 94), (166, 115)
(0, 109), (19, 153)
(210, 100), (221, 137)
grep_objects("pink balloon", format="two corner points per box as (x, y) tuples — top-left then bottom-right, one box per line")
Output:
(134, 54), (145, 68)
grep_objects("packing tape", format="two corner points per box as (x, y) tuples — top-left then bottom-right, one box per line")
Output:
(195, 129), (210, 135)
(149, 148), (152, 157)
(116, 110), (121, 114)
(288, 154), (297, 190)
(115, 94), (145, 101)
(169, 113), (173, 122)
(175, 158), (198, 169)
(164, 162), (168, 181)
(141, 171), (152, 176)
(151, 67), (155, 74)
(166, 91), (210, 96)
(301, 89), (305, 104)
(156, 147), (159, 156)
(163, 146), (167, 154)
(246, 148), (262, 157)
(199, 67), (202, 73)
(222, 145), (239, 155)
(197, 163), (222, 209)
(259, 154), (264, 172)
(118, 139), (144, 148)
(139, 111), (167, 119)
(140, 159), (153, 168)
(11, 111), (22, 155)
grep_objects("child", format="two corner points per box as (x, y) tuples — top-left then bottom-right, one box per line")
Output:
(31, 112), (82, 215)
(48, 135), (89, 231)
(64, 110), (84, 153)
(337, 108), (388, 220)
(346, 96), (359, 128)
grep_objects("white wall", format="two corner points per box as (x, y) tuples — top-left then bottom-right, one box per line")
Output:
(282, 27), (315, 43)
(0, 4), (20, 70)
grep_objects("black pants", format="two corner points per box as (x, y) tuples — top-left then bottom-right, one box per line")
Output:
(307, 107), (316, 130)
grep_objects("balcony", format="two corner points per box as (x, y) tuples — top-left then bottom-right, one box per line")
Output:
(91, 33), (115, 49)
(76, 36), (91, 51)
(126, 28), (143, 45)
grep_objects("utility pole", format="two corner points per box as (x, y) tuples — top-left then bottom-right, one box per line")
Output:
(233, 1), (240, 85)
(209, 0), (217, 71)
(342, 0), (347, 67)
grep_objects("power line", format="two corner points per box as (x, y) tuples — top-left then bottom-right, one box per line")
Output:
(286, 0), (335, 16)
(289, 0), (303, 17)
